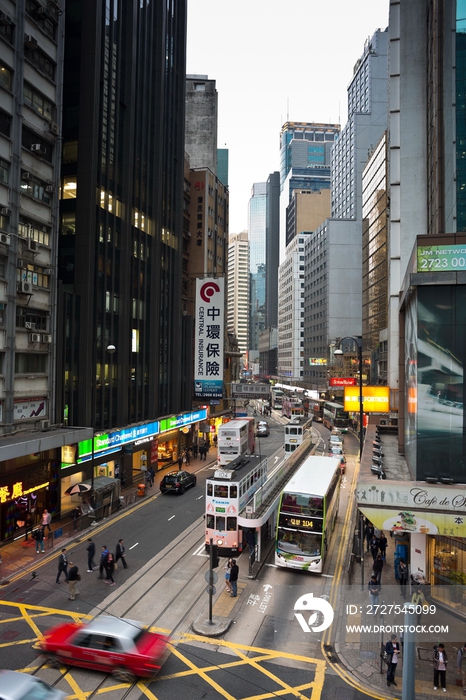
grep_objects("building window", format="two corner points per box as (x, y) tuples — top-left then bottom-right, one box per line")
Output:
(15, 353), (47, 373)
(24, 83), (54, 120)
(20, 174), (53, 205)
(16, 307), (49, 330)
(25, 48), (55, 81)
(0, 159), (9, 185)
(0, 64), (12, 91)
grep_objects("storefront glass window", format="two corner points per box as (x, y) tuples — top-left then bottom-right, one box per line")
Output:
(429, 535), (466, 612)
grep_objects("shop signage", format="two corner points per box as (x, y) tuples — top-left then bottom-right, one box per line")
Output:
(344, 385), (389, 413)
(77, 419), (160, 462)
(329, 378), (357, 387)
(231, 384), (271, 399)
(417, 243), (466, 273)
(308, 358), (327, 366)
(194, 278), (224, 399)
(357, 482), (466, 536)
(159, 409), (208, 433)
(0, 480), (49, 504)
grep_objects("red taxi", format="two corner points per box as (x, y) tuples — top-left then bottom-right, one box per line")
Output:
(38, 616), (168, 682)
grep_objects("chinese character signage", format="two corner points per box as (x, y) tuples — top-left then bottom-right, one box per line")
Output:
(194, 278), (224, 399)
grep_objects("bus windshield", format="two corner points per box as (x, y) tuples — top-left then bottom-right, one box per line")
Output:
(277, 529), (322, 558)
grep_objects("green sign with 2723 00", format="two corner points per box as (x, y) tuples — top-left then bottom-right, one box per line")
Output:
(417, 244), (466, 272)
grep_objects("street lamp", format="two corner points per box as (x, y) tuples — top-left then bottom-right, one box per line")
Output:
(334, 336), (364, 458)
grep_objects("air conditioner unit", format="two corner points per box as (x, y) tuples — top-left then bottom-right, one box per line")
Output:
(39, 419), (50, 431)
(20, 281), (32, 294)
(25, 322), (36, 330)
(29, 333), (41, 342)
(18, 259), (25, 268)
(1, 208), (12, 216)
(48, 122), (59, 135)
(45, 185), (55, 193)
(42, 334), (52, 343)
(26, 239), (38, 252)
(0, 233), (10, 245)
(37, 6), (49, 16)
(22, 172), (32, 181)
(43, 268), (52, 275)
(0, 13), (13, 25)
(24, 34), (38, 49)
(31, 144), (46, 155)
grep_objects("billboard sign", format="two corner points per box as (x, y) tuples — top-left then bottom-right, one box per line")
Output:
(194, 278), (224, 399)
(231, 383), (271, 399)
(417, 243), (466, 273)
(344, 385), (389, 413)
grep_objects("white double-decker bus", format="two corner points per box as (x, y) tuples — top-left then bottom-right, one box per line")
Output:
(217, 418), (255, 465)
(275, 456), (341, 573)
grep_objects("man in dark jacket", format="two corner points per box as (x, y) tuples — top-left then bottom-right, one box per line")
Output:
(385, 634), (400, 687)
(87, 538), (96, 572)
(56, 548), (68, 583)
(115, 539), (128, 569)
(68, 561), (79, 600)
(229, 559), (239, 597)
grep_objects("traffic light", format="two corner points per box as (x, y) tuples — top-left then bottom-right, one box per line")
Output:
(211, 544), (220, 568)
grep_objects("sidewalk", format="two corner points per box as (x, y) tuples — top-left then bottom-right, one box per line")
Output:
(0, 454), (216, 584)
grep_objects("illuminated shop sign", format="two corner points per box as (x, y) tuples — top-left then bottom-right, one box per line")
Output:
(159, 409), (208, 433)
(329, 377), (357, 387)
(77, 420), (160, 463)
(194, 278), (224, 399)
(0, 481), (49, 503)
(344, 386), (390, 413)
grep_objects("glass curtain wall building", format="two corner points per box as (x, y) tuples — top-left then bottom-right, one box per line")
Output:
(248, 183), (267, 353)
(57, 0), (188, 430)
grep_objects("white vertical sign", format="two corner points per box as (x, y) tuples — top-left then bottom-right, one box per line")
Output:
(194, 278), (224, 399)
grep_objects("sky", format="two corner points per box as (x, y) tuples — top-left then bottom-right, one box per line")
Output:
(186, 0), (390, 234)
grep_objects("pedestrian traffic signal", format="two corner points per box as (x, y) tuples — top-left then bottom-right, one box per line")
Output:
(211, 544), (220, 568)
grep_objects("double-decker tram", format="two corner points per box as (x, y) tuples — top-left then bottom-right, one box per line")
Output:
(322, 401), (351, 432)
(311, 398), (326, 422)
(205, 454), (267, 554)
(284, 423), (304, 458)
(217, 418), (255, 465)
(282, 395), (305, 420)
(275, 456), (341, 572)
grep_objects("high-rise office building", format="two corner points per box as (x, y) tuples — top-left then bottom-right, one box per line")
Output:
(265, 171), (280, 329)
(185, 75), (218, 175)
(279, 122), (340, 262)
(57, 0), (188, 430)
(248, 183), (267, 354)
(227, 231), (249, 359)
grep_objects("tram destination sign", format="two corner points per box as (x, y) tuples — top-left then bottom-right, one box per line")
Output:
(231, 383), (271, 399)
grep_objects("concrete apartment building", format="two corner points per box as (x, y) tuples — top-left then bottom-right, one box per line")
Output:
(227, 231), (249, 359)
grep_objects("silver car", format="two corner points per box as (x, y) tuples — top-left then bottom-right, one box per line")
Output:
(0, 671), (66, 700)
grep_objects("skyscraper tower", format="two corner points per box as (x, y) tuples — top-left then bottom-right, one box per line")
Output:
(57, 0), (188, 430)
(248, 183), (267, 355)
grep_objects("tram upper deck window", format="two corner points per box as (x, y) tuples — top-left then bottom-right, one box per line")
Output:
(230, 484), (237, 498)
(214, 484), (228, 498)
(207, 483), (213, 496)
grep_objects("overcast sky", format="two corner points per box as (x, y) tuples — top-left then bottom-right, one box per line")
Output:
(187, 0), (389, 234)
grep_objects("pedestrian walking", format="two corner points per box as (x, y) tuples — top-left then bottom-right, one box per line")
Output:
(379, 531), (388, 560)
(56, 548), (68, 583)
(87, 538), (96, 572)
(148, 467), (155, 487)
(70, 507), (80, 531)
(115, 539), (128, 569)
(177, 454), (183, 470)
(224, 557), (232, 593)
(385, 634), (400, 687)
(34, 527), (44, 553)
(364, 522), (374, 551)
(202, 444), (207, 460)
(411, 587), (426, 624)
(98, 545), (109, 578)
(246, 529), (256, 556)
(368, 574), (381, 605)
(397, 559), (409, 597)
(373, 554), (384, 584)
(41, 509), (52, 534)
(104, 553), (116, 586)
(229, 559), (239, 597)
(457, 642), (466, 695)
(68, 561), (80, 600)
(192, 443), (198, 459)
(433, 643), (448, 692)
(199, 445), (205, 461)
(369, 535), (379, 560)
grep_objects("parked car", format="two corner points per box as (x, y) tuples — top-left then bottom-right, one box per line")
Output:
(329, 434), (343, 449)
(160, 470), (196, 494)
(0, 671), (66, 700)
(38, 616), (168, 682)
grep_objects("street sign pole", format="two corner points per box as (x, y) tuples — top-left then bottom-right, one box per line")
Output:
(209, 538), (213, 623)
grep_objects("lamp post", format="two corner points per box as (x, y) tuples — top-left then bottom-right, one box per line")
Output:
(334, 336), (364, 458)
